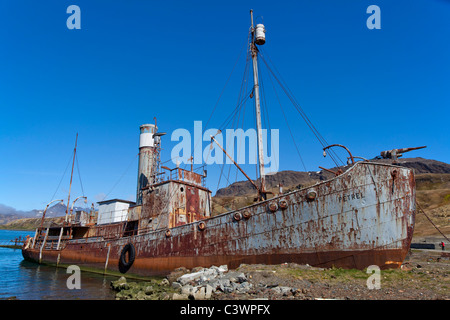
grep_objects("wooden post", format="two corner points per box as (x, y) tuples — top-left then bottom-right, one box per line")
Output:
(31, 228), (38, 249)
(39, 228), (49, 264)
(104, 244), (111, 274)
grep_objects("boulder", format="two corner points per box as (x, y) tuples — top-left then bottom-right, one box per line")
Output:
(177, 268), (219, 286)
(169, 264), (252, 299)
(172, 293), (189, 300)
(271, 286), (292, 296)
(110, 276), (129, 291)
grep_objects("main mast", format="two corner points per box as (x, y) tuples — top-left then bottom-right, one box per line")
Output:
(250, 10), (266, 200)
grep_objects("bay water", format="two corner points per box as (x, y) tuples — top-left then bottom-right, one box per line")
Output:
(0, 229), (116, 300)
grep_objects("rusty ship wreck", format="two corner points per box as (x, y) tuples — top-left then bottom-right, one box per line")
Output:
(22, 11), (419, 275)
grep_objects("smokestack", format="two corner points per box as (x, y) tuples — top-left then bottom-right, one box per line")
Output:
(136, 123), (158, 205)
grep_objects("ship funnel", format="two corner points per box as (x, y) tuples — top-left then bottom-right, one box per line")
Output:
(139, 124), (157, 148)
(136, 123), (158, 205)
(255, 24), (266, 45)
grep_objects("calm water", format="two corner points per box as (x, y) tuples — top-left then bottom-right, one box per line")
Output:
(0, 229), (116, 300)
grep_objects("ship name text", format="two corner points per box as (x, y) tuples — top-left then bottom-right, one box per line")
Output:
(339, 192), (365, 202)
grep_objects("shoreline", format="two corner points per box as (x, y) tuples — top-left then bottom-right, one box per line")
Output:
(109, 249), (449, 300)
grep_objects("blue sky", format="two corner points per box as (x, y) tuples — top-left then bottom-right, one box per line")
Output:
(0, 0), (449, 212)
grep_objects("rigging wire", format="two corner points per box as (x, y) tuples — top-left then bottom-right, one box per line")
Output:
(101, 153), (139, 201)
(49, 151), (73, 202)
(226, 48), (252, 187)
(213, 41), (253, 138)
(265, 59), (308, 172)
(234, 67), (250, 183)
(258, 54), (280, 177)
(262, 48), (345, 168)
(416, 201), (450, 243)
(75, 152), (85, 197)
(258, 50), (326, 147)
(191, 31), (254, 192)
(232, 44), (252, 184)
(190, 30), (348, 195)
(225, 106), (238, 186)
(252, 78), (259, 183)
(257, 60), (278, 190)
(214, 90), (252, 136)
(215, 55), (253, 192)
(258, 48), (345, 169)
(186, 32), (251, 174)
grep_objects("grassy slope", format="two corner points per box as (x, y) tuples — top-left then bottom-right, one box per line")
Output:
(0, 217), (64, 231)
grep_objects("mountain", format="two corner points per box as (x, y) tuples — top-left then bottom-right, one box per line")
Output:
(368, 157), (450, 174)
(0, 202), (85, 226)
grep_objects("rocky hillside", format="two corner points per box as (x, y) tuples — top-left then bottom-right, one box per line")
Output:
(214, 157), (450, 199)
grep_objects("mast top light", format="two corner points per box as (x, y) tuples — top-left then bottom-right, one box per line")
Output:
(255, 24), (266, 45)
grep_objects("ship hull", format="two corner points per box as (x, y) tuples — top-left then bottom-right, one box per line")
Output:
(23, 162), (416, 275)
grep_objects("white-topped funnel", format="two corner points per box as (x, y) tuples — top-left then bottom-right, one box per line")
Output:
(136, 123), (158, 205)
(139, 124), (156, 148)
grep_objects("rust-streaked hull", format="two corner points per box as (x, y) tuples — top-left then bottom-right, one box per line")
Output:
(23, 162), (416, 275)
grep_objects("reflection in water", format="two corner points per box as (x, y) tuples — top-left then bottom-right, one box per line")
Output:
(48, 268), (60, 295)
(16, 260), (116, 300)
